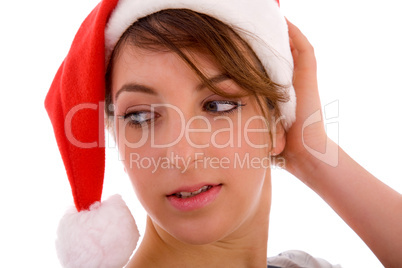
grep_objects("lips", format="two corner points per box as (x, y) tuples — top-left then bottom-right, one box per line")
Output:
(167, 184), (222, 212)
(167, 183), (221, 197)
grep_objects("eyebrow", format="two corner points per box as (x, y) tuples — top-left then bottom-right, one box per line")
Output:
(115, 74), (230, 101)
(115, 84), (157, 101)
(196, 74), (230, 91)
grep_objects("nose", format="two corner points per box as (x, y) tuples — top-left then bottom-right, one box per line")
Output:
(164, 112), (210, 171)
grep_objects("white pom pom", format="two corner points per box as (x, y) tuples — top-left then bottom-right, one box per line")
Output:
(56, 195), (139, 268)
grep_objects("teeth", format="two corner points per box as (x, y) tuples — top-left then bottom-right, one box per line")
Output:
(175, 185), (211, 198)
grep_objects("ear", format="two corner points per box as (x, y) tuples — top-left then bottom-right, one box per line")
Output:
(271, 117), (286, 156)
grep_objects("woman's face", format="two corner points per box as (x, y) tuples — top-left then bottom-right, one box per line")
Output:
(111, 45), (282, 244)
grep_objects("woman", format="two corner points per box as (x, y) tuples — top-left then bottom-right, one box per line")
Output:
(45, 0), (402, 267)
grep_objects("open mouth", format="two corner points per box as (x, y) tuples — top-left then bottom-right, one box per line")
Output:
(167, 184), (222, 211)
(171, 185), (213, 198)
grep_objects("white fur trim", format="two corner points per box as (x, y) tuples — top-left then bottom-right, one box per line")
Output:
(105, 0), (296, 129)
(56, 195), (139, 268)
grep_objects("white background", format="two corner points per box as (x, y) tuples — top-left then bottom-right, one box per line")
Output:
(0, 0), (401, 267)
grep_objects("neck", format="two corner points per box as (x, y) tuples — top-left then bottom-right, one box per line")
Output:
(128, 176), (271, 268)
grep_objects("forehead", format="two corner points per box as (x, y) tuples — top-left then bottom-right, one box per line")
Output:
(110, 45), (223, 95)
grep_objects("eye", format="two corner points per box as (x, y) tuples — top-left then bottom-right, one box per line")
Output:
(203, 100), (244, 114)
(123, 111), (159, 128)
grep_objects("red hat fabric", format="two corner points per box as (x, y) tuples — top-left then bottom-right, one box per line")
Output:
(45, 0), (291, 267)
(46, 1), (139, 267)
(45, 0), (118, 211)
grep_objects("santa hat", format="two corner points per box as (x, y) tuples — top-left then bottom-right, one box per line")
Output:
(45, 0), (295, 267)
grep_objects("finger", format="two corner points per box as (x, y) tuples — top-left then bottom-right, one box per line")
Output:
(288, 37), (299, 68)
(286, 18), (317, 72)
(286, 18), (313, 55)
(285, 19), (321, 118)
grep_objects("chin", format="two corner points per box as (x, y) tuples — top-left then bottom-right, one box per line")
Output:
(157, 210), (241, 246)
(169, 225), (228, 245)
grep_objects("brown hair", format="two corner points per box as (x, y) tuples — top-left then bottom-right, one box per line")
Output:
(105, 9), (288, 122)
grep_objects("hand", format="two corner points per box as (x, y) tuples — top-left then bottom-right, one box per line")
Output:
(281, 19), (330, 177)
(282, 21), (402, 268)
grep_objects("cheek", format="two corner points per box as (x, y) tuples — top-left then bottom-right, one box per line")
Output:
(210, 116), (270, 210)
(115, 120), (166, 173)
(218, 144), (268, 199)
(115, 120), (150, 152)
(242, 117), (271, 156)
(115, 123), (164, 213)
(124, 159), (164, 218)
(217, 110), (270, 208)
